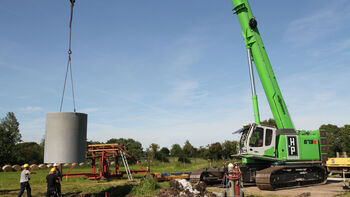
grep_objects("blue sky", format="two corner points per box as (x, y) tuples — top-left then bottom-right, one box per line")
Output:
(1, 0), (349, 149)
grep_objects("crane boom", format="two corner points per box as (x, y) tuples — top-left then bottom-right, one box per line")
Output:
(232, 0), (294, 129)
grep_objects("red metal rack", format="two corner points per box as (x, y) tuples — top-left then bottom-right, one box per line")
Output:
(63, 143), (149, 180)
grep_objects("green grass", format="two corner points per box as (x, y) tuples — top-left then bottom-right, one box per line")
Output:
(130, 176), (160, 196)
(0, 166), (133, 196)
(146, 157), (226, 173)
(338, 191), (350, 197)
(0, 158), (230, 196)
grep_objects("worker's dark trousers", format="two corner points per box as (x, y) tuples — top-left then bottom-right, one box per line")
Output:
(17, 182), (31, 197)
(56, 183), (61, 196)
(46, 187), (56, 197)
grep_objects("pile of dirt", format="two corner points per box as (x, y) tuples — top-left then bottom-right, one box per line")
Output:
(157, 179), (217, 197)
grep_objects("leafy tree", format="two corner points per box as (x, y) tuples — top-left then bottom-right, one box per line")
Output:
(16, 142), (43, 165)
(183, 140), (195, 158)
(208, 142), (223, 160)
(0, 112), (22, 165)
(145, 143), (168, 162)
(39, 136), (45, 161)
(198, 146), (210, 159)
(147, 143), (160, 159)
(261, 118), (276, 127)
(320, 124), (341, 157)
(106, 138), (143, 162)
(178, 154), (191, 163)
(192, 147), (199, 158)
(170, 144), (183, 157)
(87, 140), (102, 145)
(40, 136), (45, 148)
(159, 147), (170, 157)
(155, 152), (169, 162)
(340, 125), (350, 155)
(222, 140), (238, 159)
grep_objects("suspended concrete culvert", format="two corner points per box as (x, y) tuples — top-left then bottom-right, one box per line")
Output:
(44, 112), (88, 164)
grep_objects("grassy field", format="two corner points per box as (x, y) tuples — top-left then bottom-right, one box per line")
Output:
(0, 158), (226, 196)
(3, 158), (350, 197)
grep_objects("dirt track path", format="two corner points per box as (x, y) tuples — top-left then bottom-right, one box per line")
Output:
(208, 179), (349, 197)
(241, 179), (347, 197)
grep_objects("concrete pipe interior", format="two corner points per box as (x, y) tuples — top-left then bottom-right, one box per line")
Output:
(44, 112), (87, 163)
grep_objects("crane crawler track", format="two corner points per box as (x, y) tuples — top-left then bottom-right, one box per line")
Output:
(189, 168), (225, 185)
(256, 165), (327, 190)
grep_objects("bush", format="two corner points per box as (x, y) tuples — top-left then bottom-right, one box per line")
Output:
(155, 152), (169, 162)
(131, 176), (160, 195)
(178, 154), (191, 164)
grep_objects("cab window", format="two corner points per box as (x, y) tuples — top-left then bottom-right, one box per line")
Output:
(249, 127), (264, 147)
(265, 129), (272, 146)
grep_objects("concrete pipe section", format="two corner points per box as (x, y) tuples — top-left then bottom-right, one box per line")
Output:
(44, 112), (87, 163)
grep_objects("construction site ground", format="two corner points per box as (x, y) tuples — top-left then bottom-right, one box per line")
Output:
(208, 178), (350, 197)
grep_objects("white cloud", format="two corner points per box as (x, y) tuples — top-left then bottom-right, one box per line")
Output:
(279, 66), (350, 130)
(20, 117), (45, 142)
(283, 2), (350, 46)
(170, 35), (206, 71)
(172, 80), (198, 99)
(80, 107), (99, 113)
(20, 106), (43, 113)
(308, 38), (350, 58)
(87, 108), (248, 149)
(164, 80), (209, 105)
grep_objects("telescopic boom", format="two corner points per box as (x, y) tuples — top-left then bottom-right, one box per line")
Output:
(232, 0), (294, 129)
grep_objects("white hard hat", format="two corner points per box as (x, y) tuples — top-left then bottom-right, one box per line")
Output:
(53, 163), (58, 167)
(228, 163), (234, 172)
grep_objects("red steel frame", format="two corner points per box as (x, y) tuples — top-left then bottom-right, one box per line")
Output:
(63, 143), (149, 180)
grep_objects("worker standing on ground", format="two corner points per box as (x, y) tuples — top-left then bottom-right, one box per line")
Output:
(53, 163), (62, 196)
(18, 163), (36, 197)
(46, 168), (59, 197)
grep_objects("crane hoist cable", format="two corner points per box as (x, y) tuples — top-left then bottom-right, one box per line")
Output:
(60, 0), (76, 112)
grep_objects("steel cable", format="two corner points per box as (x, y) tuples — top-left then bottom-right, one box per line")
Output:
(60, 0), (76, 112)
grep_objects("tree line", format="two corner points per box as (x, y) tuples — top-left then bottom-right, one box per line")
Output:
(143, 140), (238, 163)
(88, 138), (238, 164)
(0, 112), (44, 166)
(1, 113), (349, 166)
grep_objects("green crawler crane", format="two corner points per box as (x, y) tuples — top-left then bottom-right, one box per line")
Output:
(232, 0), (328, 190)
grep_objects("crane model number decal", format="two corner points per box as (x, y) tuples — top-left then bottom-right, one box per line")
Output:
(286, 135), (299, 159)
(304, 140), (317, 144)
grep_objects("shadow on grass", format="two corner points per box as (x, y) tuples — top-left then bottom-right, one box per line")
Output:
(0, 188), (20, 195)
(63, 184), (134, 197)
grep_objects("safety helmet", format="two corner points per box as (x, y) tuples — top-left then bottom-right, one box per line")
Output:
(50, 168), (56, 172)
(23, 164), (29, 168)
(53, 163), (58, 167)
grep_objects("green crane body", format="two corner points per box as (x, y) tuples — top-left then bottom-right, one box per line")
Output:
(231, 0), (327, 166)
(190, 1), (328, 189)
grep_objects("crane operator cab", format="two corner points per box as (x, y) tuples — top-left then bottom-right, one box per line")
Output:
(235, 124), (276, 158)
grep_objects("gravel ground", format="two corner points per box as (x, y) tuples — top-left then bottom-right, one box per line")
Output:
(209, 178), (350, 197)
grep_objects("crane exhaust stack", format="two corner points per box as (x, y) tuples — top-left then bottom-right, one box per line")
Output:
(44, 112), (87, 163)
